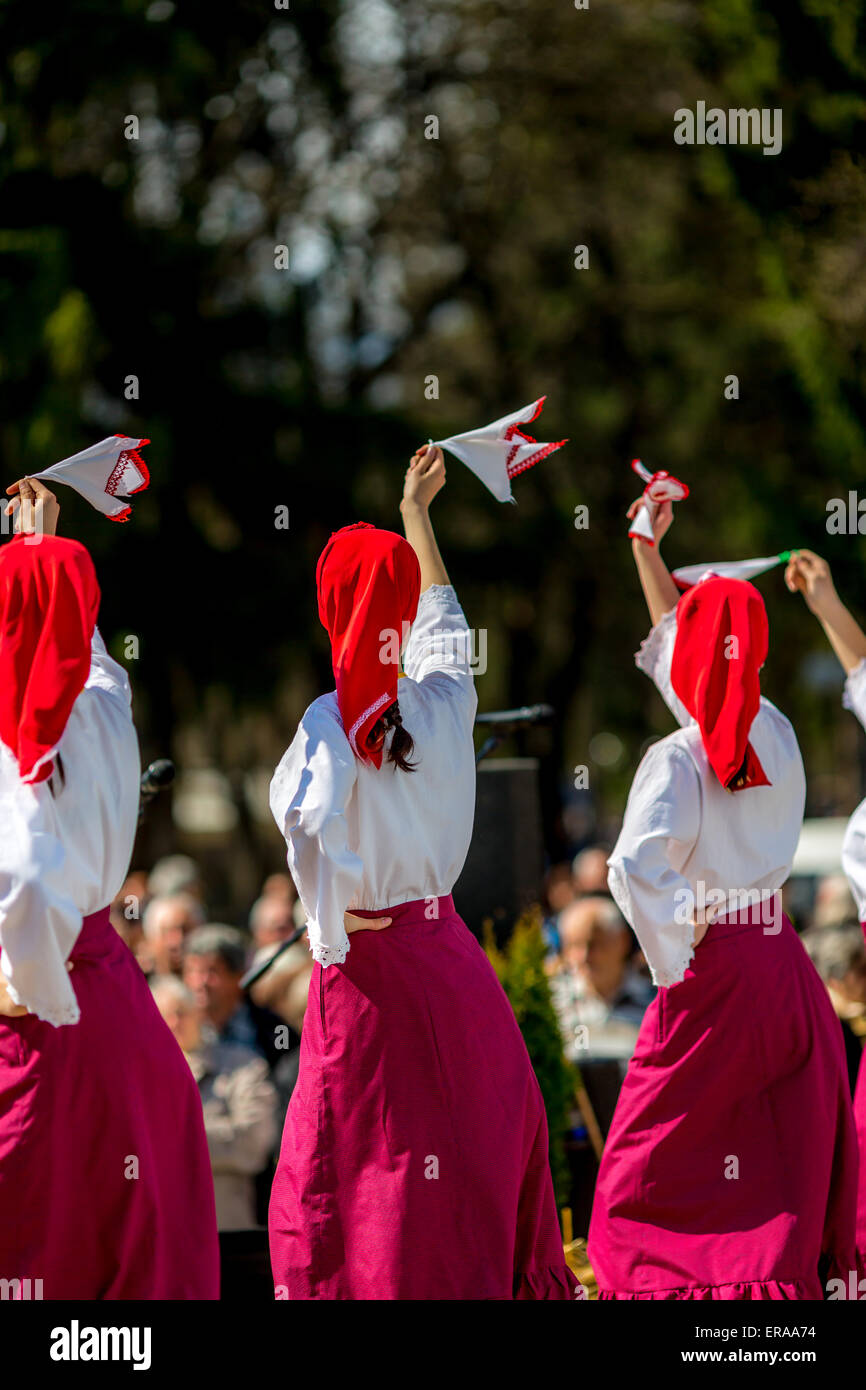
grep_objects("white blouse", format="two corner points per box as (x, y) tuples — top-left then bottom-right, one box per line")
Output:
(608, 608), (806, 988)
(841, 659), (866, 921)
(270, 584), (478, 967)
(0, 630), (140, 1026)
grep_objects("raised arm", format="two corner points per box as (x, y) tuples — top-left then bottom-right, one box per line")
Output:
(785, 549), (866, 676)
(627, 496), (680, 626)
(399, 445), (450, 591)
(625, 496), (690, 726)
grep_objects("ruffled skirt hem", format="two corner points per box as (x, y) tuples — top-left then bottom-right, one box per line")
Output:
(599, 1279), (816, 1301)
(513, 1265), (579, 1301)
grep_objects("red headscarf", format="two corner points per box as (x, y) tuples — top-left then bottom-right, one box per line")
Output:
(670, 576), (771, 791)
(0, 535), (101, 784)
(316, 523), (421, 767)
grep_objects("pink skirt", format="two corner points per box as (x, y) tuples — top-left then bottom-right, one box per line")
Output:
(588, 908), (858, 1300)
(0, 907), (220, 1299)
(269, 895), (576, 1300)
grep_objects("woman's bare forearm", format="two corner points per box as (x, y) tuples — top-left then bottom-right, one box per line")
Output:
(399, 501), (450, 592)
(815, 594), (866, 675)
(633, 540), (680, 627)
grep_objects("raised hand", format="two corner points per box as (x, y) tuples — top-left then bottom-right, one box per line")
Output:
(5, 477), (60, 537)
(627, 496), (674, 549)
(402, 445), (446, 513)
(784, 549), (837, 618)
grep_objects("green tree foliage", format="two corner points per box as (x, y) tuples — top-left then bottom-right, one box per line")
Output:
(1, 0), (865, 908)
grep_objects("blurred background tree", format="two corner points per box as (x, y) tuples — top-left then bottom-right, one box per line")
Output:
(1, 0), (865, 915)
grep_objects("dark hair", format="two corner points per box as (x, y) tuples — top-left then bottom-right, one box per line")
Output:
(47, 752), (65, 798)
(370, 700), (416, 772)
(725, 755), (750, 792)
(184, 924), (248, 975)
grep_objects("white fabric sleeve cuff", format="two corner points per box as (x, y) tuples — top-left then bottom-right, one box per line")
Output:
(307, 921), (350, 968)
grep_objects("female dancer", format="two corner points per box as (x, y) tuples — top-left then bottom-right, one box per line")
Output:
(785, 547), (866, 1277)
(587, 502), (858, 1299)
(0, 478), (219, 1299)
(268, 446), (575, 1300)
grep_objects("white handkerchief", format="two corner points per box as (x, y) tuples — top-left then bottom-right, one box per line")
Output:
(672, 552), (791, 589)
(30, 436), (150, 522)
(434, 397), (566, 503)
(628, 459), (689, 544)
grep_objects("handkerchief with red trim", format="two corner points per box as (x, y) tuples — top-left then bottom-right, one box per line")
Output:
(30, 435), (150, 522)
(434, 398), (567, 503)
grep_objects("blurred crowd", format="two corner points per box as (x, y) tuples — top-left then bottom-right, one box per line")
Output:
(110, 857), (312, 1233)
(109, 844), (866, 1238)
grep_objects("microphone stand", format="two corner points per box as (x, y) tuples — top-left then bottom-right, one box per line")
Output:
(476, 731), (506, 765)
(474, 705), (555, 765)
(239, 926), (307, 992)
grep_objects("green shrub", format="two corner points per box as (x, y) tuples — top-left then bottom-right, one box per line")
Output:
(485, 908), (575, 1206)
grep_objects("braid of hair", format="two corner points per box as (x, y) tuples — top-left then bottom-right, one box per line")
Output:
(371, 699), (417, 772)
(725, 754), (750, 792)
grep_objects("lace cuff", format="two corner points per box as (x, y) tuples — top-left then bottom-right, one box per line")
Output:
(308, 927), (350, 969)
(649, 934), (695, 990)
(7, 981), (81, 1028)
(403, 583), (473, 683)
(416, 582), (459, 609)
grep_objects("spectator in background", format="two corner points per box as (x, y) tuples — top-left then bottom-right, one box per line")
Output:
(151, 976), (278, 1231)
(802, 924), (866, 1095)
(259, 871), (306, 930)
(148, 854), (206, 904)
(812, 873), (860, 931)
(141, 893), (205, 977)
(571, 845), (612, 897)
(260, 871), (297, 905)
(249, 893), (296, 949)
(540, 862), (576, 960)
(183, 925), (298, 1076)
(551, 896), (654, 1067)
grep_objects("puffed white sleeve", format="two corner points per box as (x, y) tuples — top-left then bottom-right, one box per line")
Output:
(634, 607), (692, 729)
(841, 661), (866, 920)
(0, 627), (139, 1027)
(843, 658), (866, 731)
(607, 739), (702, 989)
(841, 805), (866, 924)
(402, 584), (476, 689)
(269, 703), (364, 968)
(0, 774), (83, 1027)
(87, 626), (133, 706)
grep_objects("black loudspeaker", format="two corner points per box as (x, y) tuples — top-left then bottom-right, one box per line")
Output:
(453, 758), (545, 944)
